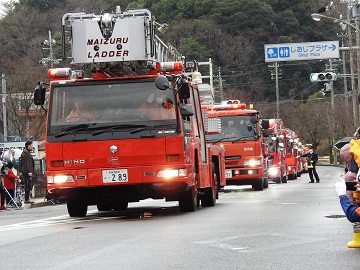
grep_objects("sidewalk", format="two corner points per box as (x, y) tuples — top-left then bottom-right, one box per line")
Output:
(22, 197), (49, 209)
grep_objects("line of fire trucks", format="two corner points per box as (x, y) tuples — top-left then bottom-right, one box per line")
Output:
(203, 101), (310, 190)
(33, 7), (310, 217)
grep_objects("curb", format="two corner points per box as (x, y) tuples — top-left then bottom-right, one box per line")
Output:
(28, 201), (49, 209)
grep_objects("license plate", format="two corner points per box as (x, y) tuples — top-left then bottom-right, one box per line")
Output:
(102, 169), (128, 183)
(225, 169), (232, 178)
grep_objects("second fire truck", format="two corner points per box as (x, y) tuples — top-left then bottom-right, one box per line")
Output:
(205, 101), (270, 190)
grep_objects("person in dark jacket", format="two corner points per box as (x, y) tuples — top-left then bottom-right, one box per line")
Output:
(301, 148), (320, 183)
(20, 141), (35, 204)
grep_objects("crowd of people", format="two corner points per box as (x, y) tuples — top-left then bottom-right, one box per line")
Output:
(335, 128), (360, 248)
(0, 140), (35, 211)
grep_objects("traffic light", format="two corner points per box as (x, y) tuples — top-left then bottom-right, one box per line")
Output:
(310, 72), (337, 82)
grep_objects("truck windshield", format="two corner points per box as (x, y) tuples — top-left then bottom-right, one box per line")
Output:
(207, 115), (258, 142)
(48, 80), (177, 140)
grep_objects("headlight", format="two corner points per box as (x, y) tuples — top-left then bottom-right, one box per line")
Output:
(47, 175), (74, 184)
(268, 167), (279, 175)
(243, 159), (261, 166)
(157, 169), (187, 178)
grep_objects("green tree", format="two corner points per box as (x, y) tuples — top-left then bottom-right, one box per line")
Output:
(17, 0), (67, 11)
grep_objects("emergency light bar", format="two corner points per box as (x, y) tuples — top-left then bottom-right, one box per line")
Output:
(160, 62), (183, 72)
(48, 68), (85, 80)
(210, 103), (247, 110)
(48, 68), (72, 79)
(221, 100), (241, 105)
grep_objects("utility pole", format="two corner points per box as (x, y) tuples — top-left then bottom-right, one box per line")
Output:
(269, 62), (281, 120)
(218, 67), (223, 101)
(355, 5), (360, 128)
(329, 60), (337, 164)
(2, 74), (7, 141)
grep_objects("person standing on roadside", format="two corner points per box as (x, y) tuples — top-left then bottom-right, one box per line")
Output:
(301, 147), (320, 183)
(21, 141), (35, 204)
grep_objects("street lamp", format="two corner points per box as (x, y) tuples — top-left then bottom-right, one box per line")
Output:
(311, 13), (360, 31)
(311, 12), (360, 128)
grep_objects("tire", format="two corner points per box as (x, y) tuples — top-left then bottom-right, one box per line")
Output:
(97, 200), (112, 211)
(202, 173), (217, 207)
(252, 179), (264, 191)
(288, 173), (294, 180)
(273, 177), (281, 183)
(113, 200), (128, 211)
(67, 191), (88, 217)
(179, 186), (197, 212)
(281, 171), (287, 183)
(263, 177), (269, 189)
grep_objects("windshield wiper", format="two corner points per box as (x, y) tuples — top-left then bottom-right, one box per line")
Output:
(231, 136), (257, 143)
(208, 137), (228, 144)
(130, 124), (177, 134)
(54, 123), (97, 138)
(91, 124), (147, 136)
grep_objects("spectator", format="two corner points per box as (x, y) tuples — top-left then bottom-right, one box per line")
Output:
(334, 179), (360, 248)
(3, 161), (19, 208)
(20, 141), (35, 204)
(336, 141), (360, 248)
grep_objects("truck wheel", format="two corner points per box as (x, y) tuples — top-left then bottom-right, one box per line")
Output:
(179, 186), (197, 212)
(273, 177), (281, 183)
(252, 179), (264, 191)
(202, 173), (217, 207)
(67, 192), (88, 217)
(113, 200), (128, 211)
(281, 172), (287, 183)
(288, 173), (294, 180)
(263, 177), (269, 189)
(97, 200), (112, 211)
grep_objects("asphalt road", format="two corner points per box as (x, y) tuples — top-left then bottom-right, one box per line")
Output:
(0, 166), (358, 270)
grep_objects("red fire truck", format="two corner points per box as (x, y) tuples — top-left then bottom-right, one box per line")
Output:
(285, 129), (299, 180)
(34, 7), (225, 217)
(204, 101), (270, 191)
(266, 119), (287, 183)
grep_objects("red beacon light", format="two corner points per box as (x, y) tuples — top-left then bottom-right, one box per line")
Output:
(48, 68), (72, 80)
(160, 62), (184, 72)
(216, 100), (246, 110)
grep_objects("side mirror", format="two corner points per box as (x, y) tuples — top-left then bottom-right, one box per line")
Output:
(247, 125), (253, 132)
(155, 76), (170, 90)
(250, 116), (258, 124)
(180, 104), (194, 116)
(34, 81), (46, 105)
(177, 77), (190, 100)
(261, 119), (270, 129)
(262, 130), (270, 137)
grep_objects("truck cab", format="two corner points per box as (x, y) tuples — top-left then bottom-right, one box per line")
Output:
(205, 101), (269, 191)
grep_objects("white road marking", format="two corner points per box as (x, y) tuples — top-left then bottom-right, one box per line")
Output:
(0, 210), (119, 232)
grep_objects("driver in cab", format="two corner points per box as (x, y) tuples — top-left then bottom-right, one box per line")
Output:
(139, 92), (176, 120)
(66, 97), (96, 122)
